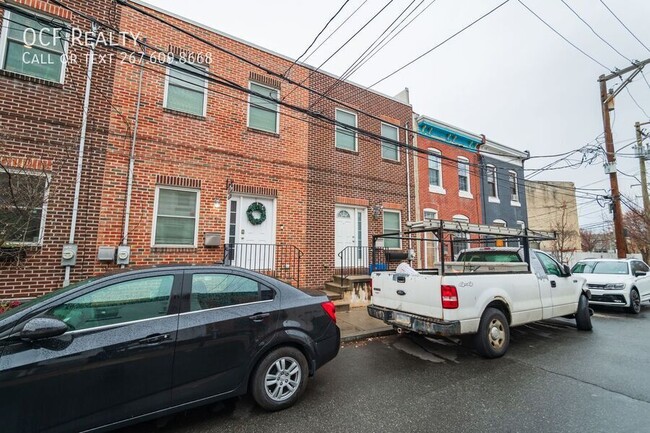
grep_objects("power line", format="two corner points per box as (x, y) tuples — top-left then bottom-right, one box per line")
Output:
(624, 86), (650, 119)
(599, 0), (650, 54)
(517, 0), (611, 71)
(283, 0), (352, 77)
(559, 0), (631, 63)
(368, 0), (511, 88)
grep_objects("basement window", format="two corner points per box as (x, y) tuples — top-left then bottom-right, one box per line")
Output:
(0, 9), (69, 83)
(152, 186), (200, 247)
(0, 170), (49, 246)
(164, 60), (208, 117)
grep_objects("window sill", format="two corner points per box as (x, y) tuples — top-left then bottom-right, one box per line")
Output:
(335, 147), (359, 156)
(246, 127), (280, 138)
(511, 201), (521, 207)
(0, 69), (63, 88)
(429, 186), (446, 195)
(488, 196), (500, 204)
(163, 107), (206, 120)
(151, 246), (198, 252)
(459, 191), (473, 199)
(381, 157), (401, 165)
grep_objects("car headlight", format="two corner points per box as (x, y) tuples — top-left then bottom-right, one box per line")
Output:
(605, 283), (626, 290)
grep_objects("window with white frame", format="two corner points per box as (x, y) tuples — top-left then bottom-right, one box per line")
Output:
(451, 215), (469, 258)
(164, 60), (208, 116)
(493, 219), (506, 247)
(428, 149), (442, 188)
(517, 220), (526, 247)
(153, 186), (200, 247)
(0, 9), (68, 83)
(486, 164), (498, 198)
(335, 109), (357, 151)
(248, 82), (279, 133)
(423, 209), (438, 220)
(458, 157), (470, 193)
(383, 210), (401, 249)
(423, 209), (438, 268)
(0, 170), (49, 245)
(381, 123), (399, 161)
(509, 170), (520, 203)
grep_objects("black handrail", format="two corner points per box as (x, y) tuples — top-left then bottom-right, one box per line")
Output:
(223, 243), (303, 288)
(337, 246), (388, 281)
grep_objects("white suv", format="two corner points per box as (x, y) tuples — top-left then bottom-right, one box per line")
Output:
(571, 259), (650, 314)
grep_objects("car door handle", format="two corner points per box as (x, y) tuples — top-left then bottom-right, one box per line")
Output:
(396, 276), (406, 283)
(138, 334), (169, 345)
(249, 312), (270, 322)
(550, 281), (557, 288)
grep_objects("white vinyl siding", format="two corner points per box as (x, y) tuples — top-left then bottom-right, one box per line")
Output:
(248, 82), (279, 133)
(335, 109), (357, 151)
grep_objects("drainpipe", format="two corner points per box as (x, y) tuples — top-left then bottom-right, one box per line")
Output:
(121, 38), (146, 266)
(477, 134), (487, 225)
(63, 23), (97, 287)
(405, 121), (413, 259)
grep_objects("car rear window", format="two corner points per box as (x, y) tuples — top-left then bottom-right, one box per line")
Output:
(456, 251), (522, 263)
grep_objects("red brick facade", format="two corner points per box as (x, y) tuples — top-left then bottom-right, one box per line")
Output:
(0, 0), (414, 296)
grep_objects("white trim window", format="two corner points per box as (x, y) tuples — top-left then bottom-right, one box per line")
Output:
(517, 220), (526, 247)
(335, 108), (357, 151)
(248, 81), (279, 133)
(0, 9), (69, 83)
(381, 123), (399, 161)
(458, 157), (472, 198)
(164, 60), (208, 116)
(152, 186), (200, 247)
(428, 149), (445, 194)
(493, 219), (507, 247)
(486, 164), (499, 203)
(383, 210), (401, 249)
(423, 208), (439, 267)
(509, 170), (521, 206)
(451, 214), (470, 258)
(0, 169), (49, 245)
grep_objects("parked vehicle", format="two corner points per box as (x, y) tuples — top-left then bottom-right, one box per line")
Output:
(0, 266), (340, 433)
(368, 221), (592, 358)
(571, 258), (650, 314)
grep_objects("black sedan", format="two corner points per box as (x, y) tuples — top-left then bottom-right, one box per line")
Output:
(0, 266), (340, 432)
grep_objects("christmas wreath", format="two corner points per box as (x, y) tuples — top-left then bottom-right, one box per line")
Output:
(246, 201), (267, 225)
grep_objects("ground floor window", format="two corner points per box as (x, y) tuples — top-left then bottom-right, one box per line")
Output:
(152, 186), (199, 247)
(383, 210), (401, 249)
(0, 170), (48, 245)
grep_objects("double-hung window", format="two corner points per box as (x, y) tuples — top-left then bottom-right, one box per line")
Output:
(0, 9), (68, 83)
(428, 149), (443, 193)
(335, 109), (357, 151)
(248, 82), (279, 133)
(458, 157), (470, 194)
(383, 210), (401, 249)
(153, 186), (200, 247)
(0, 170), (49, 245)
(381, 123), (399, 161)
(164, 60), (208, 116)
(509, 170), (520, 204)
(487, 165), (498, 201)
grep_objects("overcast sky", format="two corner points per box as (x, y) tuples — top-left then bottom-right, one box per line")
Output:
(148, 0), (650, 232)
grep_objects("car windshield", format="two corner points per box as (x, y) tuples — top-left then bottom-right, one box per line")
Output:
(456, 251), (522, 262)
(571, 261), (629, 275)
(0, 278), (97, 320)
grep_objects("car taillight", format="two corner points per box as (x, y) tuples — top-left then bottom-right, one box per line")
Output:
(441, 285), (458, 309)
(321, 301), (336, 323)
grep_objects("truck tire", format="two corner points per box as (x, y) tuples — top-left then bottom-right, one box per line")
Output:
(474, 307), (510, 359)
(251, 347), (309, 411)
(575, 294), (592, 331)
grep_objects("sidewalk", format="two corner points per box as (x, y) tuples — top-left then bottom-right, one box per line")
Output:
(337, 306), (395, 342)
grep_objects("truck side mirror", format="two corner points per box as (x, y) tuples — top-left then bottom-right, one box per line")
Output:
(562, 264), (571, 276)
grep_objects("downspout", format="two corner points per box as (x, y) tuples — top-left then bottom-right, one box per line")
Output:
(477, 134), (487, 225)
(121, 39), (146, 262)
(405, 121), (412, 254)
(63, 23), (97, 287)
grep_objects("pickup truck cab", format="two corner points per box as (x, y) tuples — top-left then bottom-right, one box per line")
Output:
(368, 243), (592, 358)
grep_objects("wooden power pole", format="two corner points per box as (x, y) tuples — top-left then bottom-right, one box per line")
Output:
(635, 121), (650, 216)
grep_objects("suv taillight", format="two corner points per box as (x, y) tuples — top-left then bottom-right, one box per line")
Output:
(321, 301), (336, 323)
(441, 285), (458, 309)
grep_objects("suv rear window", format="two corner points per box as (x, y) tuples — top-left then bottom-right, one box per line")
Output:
(456, 251), (522, 263)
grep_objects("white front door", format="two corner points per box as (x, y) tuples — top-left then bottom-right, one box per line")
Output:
(335, 206), (367, 268)
(227, 196), (275, 270)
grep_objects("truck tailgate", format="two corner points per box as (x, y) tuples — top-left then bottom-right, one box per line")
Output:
(371, 272), (443, 319)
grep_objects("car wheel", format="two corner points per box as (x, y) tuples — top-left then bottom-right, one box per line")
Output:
(251, 347), (309, 411)
(473, 307), (510, 359)
(628, 288), (641, 314)
(575, 294), (592, 331)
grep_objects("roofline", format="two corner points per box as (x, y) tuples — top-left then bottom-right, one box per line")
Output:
(481, 139), (529, 160)
(416, 114), (483, 142)
(130, 0), (412, 107)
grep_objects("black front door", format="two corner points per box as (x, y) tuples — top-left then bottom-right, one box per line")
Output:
(171, 269), (280, 405)
(0, 271), (182, 433)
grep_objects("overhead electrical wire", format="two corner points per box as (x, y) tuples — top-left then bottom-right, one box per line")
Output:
(599, 0), (650, 54)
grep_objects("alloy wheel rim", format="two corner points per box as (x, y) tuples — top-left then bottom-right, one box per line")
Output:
(488, 318), (505, 349)
(632, 291), (641, 312)
(264, 356), (301, 402)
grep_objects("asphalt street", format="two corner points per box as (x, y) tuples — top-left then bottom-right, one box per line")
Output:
(119, 303), (650, 433)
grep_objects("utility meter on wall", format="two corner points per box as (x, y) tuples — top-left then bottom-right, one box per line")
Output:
(116, 246), (131, 265)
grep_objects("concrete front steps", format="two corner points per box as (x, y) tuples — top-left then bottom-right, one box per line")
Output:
(322, 274), (372, 312)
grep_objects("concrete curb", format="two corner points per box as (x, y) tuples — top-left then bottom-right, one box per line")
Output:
(340, 327), (396, 343)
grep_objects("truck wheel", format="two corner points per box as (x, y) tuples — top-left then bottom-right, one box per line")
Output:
(251, 347), (308, 411)
(628, 289), (641, 314)
(575, 294), (592, 331)
(474, 307), (510, 358)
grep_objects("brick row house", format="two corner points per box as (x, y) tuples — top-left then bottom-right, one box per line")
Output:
(0, 0), (415, 302)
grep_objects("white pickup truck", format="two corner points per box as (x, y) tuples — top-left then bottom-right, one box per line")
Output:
(368, 222), (593, 358)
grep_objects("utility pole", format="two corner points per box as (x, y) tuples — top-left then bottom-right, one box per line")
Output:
(635, 121), (650, 216)
(598, 58), (650, 258)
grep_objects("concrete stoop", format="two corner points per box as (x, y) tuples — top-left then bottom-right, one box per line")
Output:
(322, 274), (373, 311)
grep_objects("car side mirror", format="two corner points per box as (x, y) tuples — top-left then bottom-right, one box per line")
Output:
(562, 264), (571, 276)
(634, 271), (647, 277)
(19, 317), (68, 341)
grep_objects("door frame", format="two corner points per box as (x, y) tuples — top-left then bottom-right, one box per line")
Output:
(225, 194), (278, 247)
(335, 204), (368, 267)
